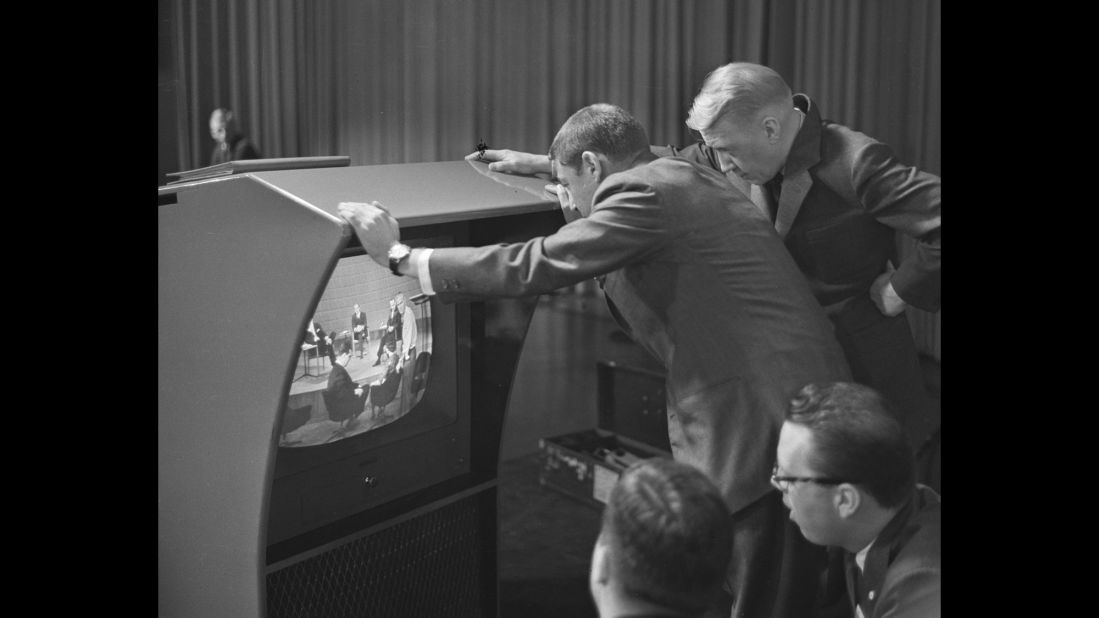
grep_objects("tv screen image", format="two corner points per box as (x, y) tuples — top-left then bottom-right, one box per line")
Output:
(280, 253), (435, 447)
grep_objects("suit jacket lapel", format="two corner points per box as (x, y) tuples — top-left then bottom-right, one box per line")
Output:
(749, 183), (772, 219)
(774, 171), (811, 238)
(774, 94), (823, 239)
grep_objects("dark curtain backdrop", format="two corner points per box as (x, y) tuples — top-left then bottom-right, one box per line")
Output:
(159, 0), (940, 358)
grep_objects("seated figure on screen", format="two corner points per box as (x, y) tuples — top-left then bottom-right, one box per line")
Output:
(368, 351), (403, 419)
(351, 303), (368, 359)
(208, 108), (262, 166)
(325, 336), (368, 429)
(374, 298), (400, 366)
(304, 319), (335, 367)
(395, 292), (417, 362)
(591, 458), (733, 618)
(775, 382), (940, 618)
(339, 103), (851, 618)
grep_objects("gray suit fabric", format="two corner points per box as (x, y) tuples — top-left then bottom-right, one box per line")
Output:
(428, 156), (851, 513)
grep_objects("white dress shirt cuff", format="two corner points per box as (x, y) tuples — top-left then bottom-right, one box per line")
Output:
(414, 247), (436, 296)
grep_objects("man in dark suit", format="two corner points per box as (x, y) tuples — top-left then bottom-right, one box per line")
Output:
(590, 458), (732, 618)
(775, 382), (940, 618)
(471, 63), (940, 456)
(325, 337), (368, 429)
(351, 303), (368, 359)
(680, 62), (939, 450)
(373, 298), (400, 366)
(340, 103), (852, 618)
(304, 318), (335, 366)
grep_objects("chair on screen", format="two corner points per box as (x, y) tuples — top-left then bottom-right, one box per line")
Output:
(280, 404), (312, 444)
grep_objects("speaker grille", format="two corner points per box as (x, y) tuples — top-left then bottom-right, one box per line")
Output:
(267, 494), (488, 617)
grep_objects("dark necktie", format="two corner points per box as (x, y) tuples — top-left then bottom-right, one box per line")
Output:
(765, 172), (783, 222)
(845, 554), (864, 615)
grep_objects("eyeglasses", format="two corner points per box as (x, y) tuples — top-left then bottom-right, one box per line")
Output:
(770, 464), (847, 493)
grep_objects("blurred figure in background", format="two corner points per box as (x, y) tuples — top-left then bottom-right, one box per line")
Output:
(209, 108), (262, 165)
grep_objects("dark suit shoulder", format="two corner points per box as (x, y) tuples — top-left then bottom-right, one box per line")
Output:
(879, 487), (940, 604)
(812, 121), (882, 193)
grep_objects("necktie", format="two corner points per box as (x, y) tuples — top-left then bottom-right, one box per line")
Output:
(765, 173), (783, 222)
(845, 554), (864, 615)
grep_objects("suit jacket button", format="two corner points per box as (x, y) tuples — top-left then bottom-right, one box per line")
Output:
(868, 591), (875, 600)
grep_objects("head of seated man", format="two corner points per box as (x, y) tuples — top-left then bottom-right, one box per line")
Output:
(591, 457), (733, 618)
(776, 382), (940, 617)
(333, 336), (353, 366)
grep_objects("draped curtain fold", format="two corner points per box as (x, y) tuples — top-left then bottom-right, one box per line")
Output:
(165, 0), (940, 359)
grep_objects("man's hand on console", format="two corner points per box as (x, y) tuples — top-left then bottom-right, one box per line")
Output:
(338, 201), (401, 269)
(464, 149), (551, 175)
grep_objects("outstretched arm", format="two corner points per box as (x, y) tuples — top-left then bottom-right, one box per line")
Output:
(463, 149), (551, 175)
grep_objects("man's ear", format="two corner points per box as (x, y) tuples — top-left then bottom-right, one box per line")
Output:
(833, 483), (862, 518)
(581, 151), (605, 181)
(762, 116), (782, 144)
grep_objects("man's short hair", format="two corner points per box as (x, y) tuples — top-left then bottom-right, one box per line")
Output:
(548, 103), (650, 170)
(333, 334), (352, 357)
(603, 457), (732, 614)
(785, 382), (915, 508)
(685, 62), (792, 132)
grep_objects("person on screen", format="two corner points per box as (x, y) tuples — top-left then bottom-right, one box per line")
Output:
(325, 337), (368, 429)
(395, 292), (417, 362)
(209, 108), (262, 166)
(304, 319), (335, 367)
(367, 350), (403, 418)
(351, 303), (368, 359)
(470, 62), (940, 463)
(373, 298), (400, 366)
(340, 103), (852, 618)
(591, 458), (732, 618)
(775, 382), (940, 618)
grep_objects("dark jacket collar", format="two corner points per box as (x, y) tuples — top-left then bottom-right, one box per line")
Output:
(784, 93), (822, 177)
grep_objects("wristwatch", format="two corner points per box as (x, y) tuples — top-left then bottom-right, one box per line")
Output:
(387, 243), (412, 276)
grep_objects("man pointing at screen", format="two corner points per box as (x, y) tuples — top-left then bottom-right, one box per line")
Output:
(339, 103), (851, 618)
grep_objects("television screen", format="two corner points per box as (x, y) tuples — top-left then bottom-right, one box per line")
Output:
(279, 253), (436, 447)
(267, 230), (470, 549)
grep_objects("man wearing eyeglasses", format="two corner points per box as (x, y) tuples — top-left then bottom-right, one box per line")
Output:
(774, 382), (940, 618)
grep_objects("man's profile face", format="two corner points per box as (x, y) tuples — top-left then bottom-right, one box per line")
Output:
(550, 158), (599, 218)
(775, 422), (844, 547)
(353, 304), (360, 314)
(209, 112), (228, 145)
(701, 113), (785, 186)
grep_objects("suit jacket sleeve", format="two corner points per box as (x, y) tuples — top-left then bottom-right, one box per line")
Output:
(848, 142), (940, 311)
(427, 178), (668, 302)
